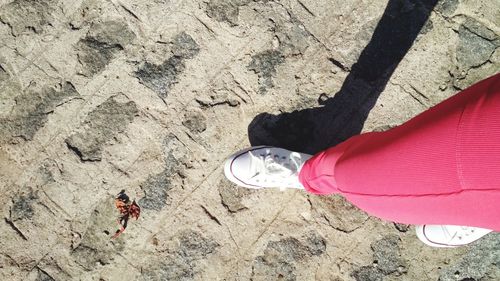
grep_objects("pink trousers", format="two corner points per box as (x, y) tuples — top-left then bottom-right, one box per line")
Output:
(299, 73), (500, 231)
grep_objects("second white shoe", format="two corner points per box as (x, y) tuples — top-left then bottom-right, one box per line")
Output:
(416, 225), (492, 247)
(224, 146), (312, 190)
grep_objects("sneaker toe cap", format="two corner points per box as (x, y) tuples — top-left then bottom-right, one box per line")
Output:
(224, 151), (255, 187)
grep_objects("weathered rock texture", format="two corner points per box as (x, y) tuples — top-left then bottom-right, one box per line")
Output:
(134, 32), (200, 99)
(0, 82), (79, 143)
(0, 0), (499, 280)
(252, 232), (326, 281)
(142, 230), (219, 280)
(0, 0), (57, 36)
(65, 95), (138, 161)
(75, 21), (136, 77)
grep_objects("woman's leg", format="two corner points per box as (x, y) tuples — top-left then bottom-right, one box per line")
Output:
(299, 73), (500, 230)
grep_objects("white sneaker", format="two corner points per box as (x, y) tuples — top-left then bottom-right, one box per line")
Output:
(224, 146), (312, 190)
(416, 225), (492, 248)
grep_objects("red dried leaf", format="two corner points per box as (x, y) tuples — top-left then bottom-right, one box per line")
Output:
(111, 191), (140, 239)
(129, 200), (141, 220)
(115, 198), (128, 214)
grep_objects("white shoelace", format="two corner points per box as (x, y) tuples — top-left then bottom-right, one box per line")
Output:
(248, 151), (304, 185)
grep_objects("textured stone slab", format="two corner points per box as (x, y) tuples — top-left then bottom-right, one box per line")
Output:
(65, 95), (138, 161)
(0, 82), (79, 143)
(75, 21), (135, 77)
(142, 230), (219, 281)
(134, 32), (200, 99)
(252, 232), (326, 281)
(309, 195), (370, 233)
(0, 0), (56, 36)
(0, 0), (499, 280)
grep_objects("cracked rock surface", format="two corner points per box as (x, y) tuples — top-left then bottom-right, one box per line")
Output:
(0, 82), (79, 143)
(75, 20), (136, 77)
(65, 95), (138, 161)
(0, 0), (499, 280)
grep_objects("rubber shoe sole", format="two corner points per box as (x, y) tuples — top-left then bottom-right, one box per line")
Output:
(415, 225), (492, 248)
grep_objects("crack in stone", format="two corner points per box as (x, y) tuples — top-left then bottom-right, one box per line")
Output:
(297, 0), (316, 17)
(4, 218), (28, 240)
(200, 205), (222, 226)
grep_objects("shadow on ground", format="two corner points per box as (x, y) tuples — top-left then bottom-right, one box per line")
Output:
(248, 0), (438, 154)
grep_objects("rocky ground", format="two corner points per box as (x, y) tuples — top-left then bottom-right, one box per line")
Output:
(0, 0), (499, 280)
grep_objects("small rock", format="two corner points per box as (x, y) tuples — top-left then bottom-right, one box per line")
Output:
(182, 109), (207, 134)
(10, 191), (38, 221)
(218, 179), (251, 213)
(371, 235), (406, 275)
(227, 98), (240, 106)
(195, 90), (240, 108)
(318, 93), (329, 105)
(247, 50), (285, 94)
(394, 223), (411, 232)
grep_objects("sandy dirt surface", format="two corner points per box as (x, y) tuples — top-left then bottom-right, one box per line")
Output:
(0, 0), (499, 280)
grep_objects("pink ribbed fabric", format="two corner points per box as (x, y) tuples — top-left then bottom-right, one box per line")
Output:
(299, 73), (500, 231)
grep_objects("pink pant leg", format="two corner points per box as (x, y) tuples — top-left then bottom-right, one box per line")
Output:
(299, 73), (500, 229)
